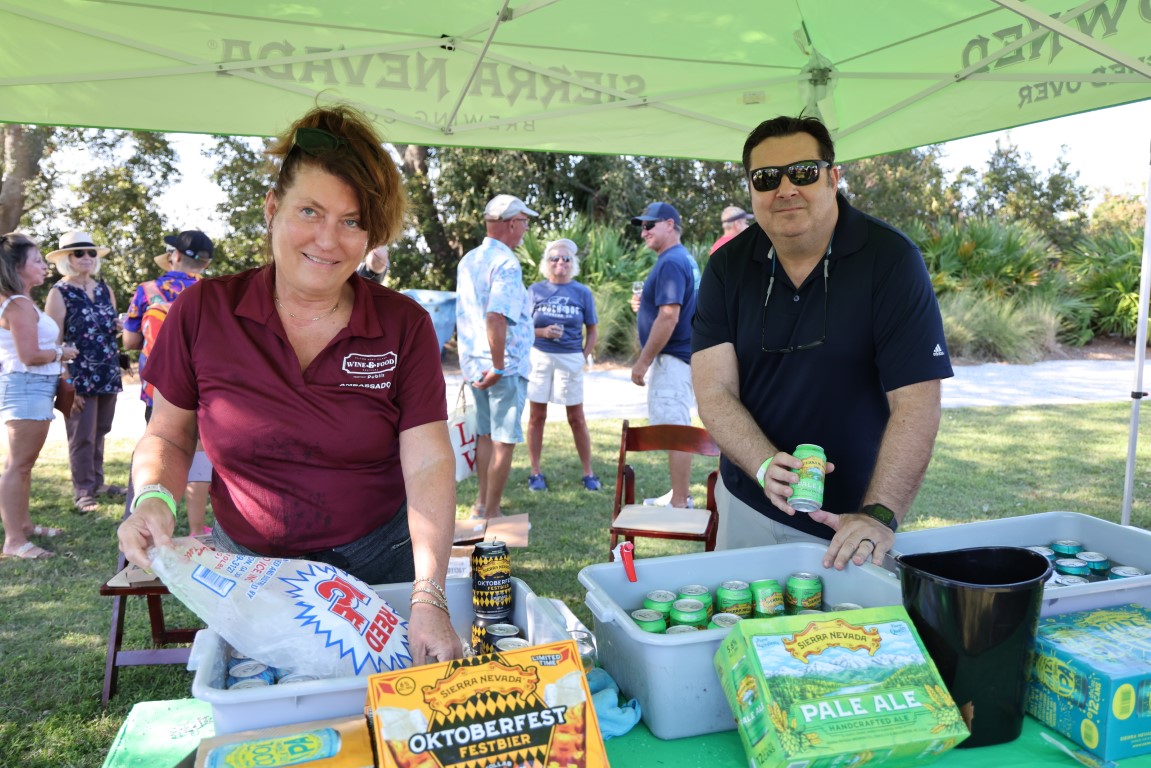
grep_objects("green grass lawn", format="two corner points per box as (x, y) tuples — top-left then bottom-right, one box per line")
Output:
(2, 403), (1149, 766)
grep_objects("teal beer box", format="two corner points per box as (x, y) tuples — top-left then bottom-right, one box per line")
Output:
(1027, 603), (1151, 761)
(714, 606), (969, 768)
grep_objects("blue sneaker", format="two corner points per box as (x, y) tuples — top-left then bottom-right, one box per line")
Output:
(582, 474), (602, 491)
(528, 474), (548, 491)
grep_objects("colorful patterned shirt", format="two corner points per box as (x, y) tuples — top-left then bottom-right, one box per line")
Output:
(54, 280), (122, 396)
(124, 271), (201, 405)
(455, 237), (532, 382)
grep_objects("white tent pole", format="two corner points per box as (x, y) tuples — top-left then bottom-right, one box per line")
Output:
(1121, 145), (1151, 526)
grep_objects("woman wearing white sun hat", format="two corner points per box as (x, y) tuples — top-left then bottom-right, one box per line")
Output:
(44, 230), (124, 514)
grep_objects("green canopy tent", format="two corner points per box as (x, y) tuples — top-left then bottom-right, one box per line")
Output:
(1, 0), (1149, 520)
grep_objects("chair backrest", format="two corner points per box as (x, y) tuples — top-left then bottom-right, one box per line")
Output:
(618, 419), (720, 460)
(614, 420), (720, 509)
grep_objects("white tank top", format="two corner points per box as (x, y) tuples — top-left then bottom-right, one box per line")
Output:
(0, 295), (62, 376)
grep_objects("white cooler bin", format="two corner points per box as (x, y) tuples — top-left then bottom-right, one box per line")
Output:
(578, 542), (902, 740)
(892, 511), (1151, 616)
(188, 575), (567, 734)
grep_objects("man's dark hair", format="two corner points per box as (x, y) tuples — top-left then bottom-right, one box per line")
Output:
(741, 115), (836, 174)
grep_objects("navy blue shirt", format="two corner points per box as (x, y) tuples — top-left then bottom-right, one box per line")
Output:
(638, 243), (696, 364)
(530, 280), (597, 354)
(692, 194), (953, 538)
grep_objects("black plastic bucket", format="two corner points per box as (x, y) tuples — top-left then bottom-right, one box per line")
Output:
(896, 546), (1052, 748)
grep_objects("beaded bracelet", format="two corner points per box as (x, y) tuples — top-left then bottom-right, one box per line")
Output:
(410, 598), (450, 615)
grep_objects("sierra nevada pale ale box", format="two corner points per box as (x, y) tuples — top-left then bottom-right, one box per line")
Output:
(714, 606), (968, 768)
(367, 639), (609, 767)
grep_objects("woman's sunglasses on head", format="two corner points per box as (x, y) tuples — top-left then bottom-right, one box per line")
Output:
(749, 160), (832, 192)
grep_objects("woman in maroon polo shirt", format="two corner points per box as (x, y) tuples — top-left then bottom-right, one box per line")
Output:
(116, 105), (460, 665)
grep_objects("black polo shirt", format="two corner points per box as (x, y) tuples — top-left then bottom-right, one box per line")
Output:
(692, 194), (953, 538)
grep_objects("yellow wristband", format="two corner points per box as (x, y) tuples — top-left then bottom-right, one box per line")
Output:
(133, 490), (177, 521)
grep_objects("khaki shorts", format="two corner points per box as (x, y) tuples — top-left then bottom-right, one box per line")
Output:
(715, 472), (828, 550)
(527, 348), (585, 405)
(647, 354), (694, 426)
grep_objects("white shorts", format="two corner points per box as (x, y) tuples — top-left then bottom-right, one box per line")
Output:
(715, 473), (828, 550)
(647, 354), (694, 426)
(527, 348), (585, 406)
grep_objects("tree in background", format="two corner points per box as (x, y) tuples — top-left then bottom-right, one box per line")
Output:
(0, 124), (54, 234)
(207, 135), (274, 276)
(838, 146), (958, 233)
(956, 140), (1090, 252)
(1089, 191), (1146, 239)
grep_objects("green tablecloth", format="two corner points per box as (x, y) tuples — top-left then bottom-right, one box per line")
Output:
(104, 698), (1151, 767)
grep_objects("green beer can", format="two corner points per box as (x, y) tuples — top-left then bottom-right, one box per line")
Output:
(666, 625), (700, 634)
(677, 585), (714, 618)
(631, 608), (667, 633)
(669, 598), (708, 628)
(1050, 539), (1083, 557)
(707, 612), (743, 630)
(643, 589), (678, 621)
(750, 578), (785, 617)
(784, 572), (823, 614)
(789, 444), (826, 513)
(1077, 551), (1110, 574)
(716, 580), (754, 618)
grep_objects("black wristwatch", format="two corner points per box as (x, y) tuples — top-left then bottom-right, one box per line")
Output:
(859, 503), (899, 532)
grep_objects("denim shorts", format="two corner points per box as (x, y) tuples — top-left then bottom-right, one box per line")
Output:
(474, 374), (527, 444)
(0, 371), (57, 423)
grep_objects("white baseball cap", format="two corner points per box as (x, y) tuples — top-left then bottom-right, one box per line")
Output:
(484, 194), (539, 220)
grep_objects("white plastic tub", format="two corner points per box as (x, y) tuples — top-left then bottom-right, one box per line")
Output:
(577, 542), (902, 740)
(188, 576), (567, 734)
(892, 511), (1151, 617)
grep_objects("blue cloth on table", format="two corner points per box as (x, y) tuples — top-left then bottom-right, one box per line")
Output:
(587, 667), (641, 739)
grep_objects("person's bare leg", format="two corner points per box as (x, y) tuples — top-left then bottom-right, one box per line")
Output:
(668, 450), (692, 508)
(566, 404), (594, 476)
(483, 441), (517, 517)
(472, 434), (492, 516)
(1, 420), (52, 555)
(527, 401), (547, 475)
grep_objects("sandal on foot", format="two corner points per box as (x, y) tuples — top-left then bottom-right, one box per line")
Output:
(2, 542), (55, 559)
(74, 496), (100, 514)
(468, 504), (487, 520)
(29, 525), (64, 539)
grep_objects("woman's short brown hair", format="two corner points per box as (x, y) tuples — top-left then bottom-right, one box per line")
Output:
(266, 105), (406, 250)
(0, 233), (38, 296)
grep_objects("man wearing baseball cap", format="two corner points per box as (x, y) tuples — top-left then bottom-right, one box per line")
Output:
(456, 194), (538, 519)
(629, 201), (698, 509)
(709, 206), (755, 254)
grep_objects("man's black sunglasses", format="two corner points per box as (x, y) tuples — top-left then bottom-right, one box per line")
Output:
(641, 220), (665, 231)
(749, 160), (831, 193)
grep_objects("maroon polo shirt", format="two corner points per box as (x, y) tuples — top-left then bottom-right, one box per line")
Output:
(145, 266), (447, 555)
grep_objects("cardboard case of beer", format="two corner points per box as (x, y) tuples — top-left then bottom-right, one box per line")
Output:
(194, 715), (374, 768)
(1027, 603), (1151, 761)
(367, 639), (610, 767)
(714, 606), (969, 768)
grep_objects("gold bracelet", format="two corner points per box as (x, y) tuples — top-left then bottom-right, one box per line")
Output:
(411, 587), (446, 601)
(410, 598), (450, 615)
(413, 577), (447, 600)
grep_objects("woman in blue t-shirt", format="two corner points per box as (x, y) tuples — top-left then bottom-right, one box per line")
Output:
(525, 239), (601, 492)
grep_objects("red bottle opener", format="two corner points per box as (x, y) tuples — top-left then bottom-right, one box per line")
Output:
(619, 541), (636, 582)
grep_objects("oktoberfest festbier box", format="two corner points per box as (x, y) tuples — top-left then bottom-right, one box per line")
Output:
(714, 606), (968, 768)
(1027, 603), (1151, 761)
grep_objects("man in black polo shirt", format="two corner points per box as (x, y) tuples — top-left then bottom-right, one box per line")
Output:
(691, 115), (953, 571)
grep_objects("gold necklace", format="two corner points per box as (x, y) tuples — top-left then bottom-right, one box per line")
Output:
(274, 294), (339, 322)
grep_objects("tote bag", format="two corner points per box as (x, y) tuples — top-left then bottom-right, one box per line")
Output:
(448, 384), (478, 482)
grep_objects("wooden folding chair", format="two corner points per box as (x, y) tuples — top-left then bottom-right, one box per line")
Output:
(609, 419), (720, 559)
(99, 459), (209, 706)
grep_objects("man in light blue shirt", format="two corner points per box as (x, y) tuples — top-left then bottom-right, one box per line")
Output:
(456, 194), (536, 519)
